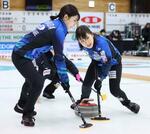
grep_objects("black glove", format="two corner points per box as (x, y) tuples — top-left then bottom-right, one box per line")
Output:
(94, 79), (102, 93)
(61, 82), (70, 92)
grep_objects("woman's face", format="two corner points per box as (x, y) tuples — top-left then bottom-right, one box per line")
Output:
(78, 33), (94, 48)
(63, 15), (79, 29)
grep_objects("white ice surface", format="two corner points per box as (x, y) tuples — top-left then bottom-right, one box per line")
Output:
(0, 57), (150, 134)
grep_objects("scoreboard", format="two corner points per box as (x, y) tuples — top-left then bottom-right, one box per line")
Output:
(0, 11), (52, 33)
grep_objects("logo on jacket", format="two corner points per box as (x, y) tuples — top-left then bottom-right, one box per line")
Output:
(37, 24), (45, 30)
(81, 16), (101, 24)
(91, 51), (101, 60)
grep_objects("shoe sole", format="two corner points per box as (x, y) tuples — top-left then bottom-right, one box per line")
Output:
(21, 120), (35, 127)
(43, 94), (55, 99)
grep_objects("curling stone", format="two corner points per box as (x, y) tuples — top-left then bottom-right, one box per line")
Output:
(75, 99), (98, 117)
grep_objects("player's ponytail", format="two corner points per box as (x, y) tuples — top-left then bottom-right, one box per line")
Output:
(50, 4), (80, 21)
(50, 15), (59, 20)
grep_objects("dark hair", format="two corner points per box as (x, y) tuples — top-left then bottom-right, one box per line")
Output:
(76, 25), (93, 49)
(109, 30), (122, 40)
(100, 29), (106, 34)
(76, 25), (93, 40)
(50, 4), (80, 20)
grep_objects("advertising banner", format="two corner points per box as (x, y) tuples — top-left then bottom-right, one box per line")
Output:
(79, 12), (104, 33)
(1, 11), (103, 60)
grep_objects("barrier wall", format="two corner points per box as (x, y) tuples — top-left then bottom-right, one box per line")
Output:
(0, 11), (150, 60)
(0, 11), (104, 60)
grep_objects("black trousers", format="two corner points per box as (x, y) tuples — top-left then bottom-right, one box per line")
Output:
(81, 60), (129, 103)
(12, 52), (44, 115)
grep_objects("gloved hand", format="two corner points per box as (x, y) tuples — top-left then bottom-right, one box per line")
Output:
(70, 99), (82, 110)
(94, 79), (102, 92)
(75, 73), (83, 82)
(61, 82), (70, 92)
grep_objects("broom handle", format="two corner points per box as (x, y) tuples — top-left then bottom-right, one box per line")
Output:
(95, 67), (102, 116)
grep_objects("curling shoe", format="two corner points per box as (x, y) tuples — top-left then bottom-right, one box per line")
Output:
(43, 92), (55, 99)
(123, 101), (140, 114)
(14, 103), (37, 116)
(21, 114), (35, 127)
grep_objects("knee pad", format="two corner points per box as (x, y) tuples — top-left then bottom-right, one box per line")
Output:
(51, 81), (60, 88)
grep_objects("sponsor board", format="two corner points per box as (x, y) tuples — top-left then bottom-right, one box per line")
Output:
(79, 12), (104, 33)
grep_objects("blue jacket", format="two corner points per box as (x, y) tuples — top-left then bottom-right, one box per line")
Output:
(83, 34), (121, 80)
(13, 18), (69, 83)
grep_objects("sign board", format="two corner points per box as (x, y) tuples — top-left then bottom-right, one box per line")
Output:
(79, 12), (104, 33)
(108, 2), (116, 12)
(0, 11), (52, 33)
(106, 13), (150, 32)
(1, 0), (10, 10)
